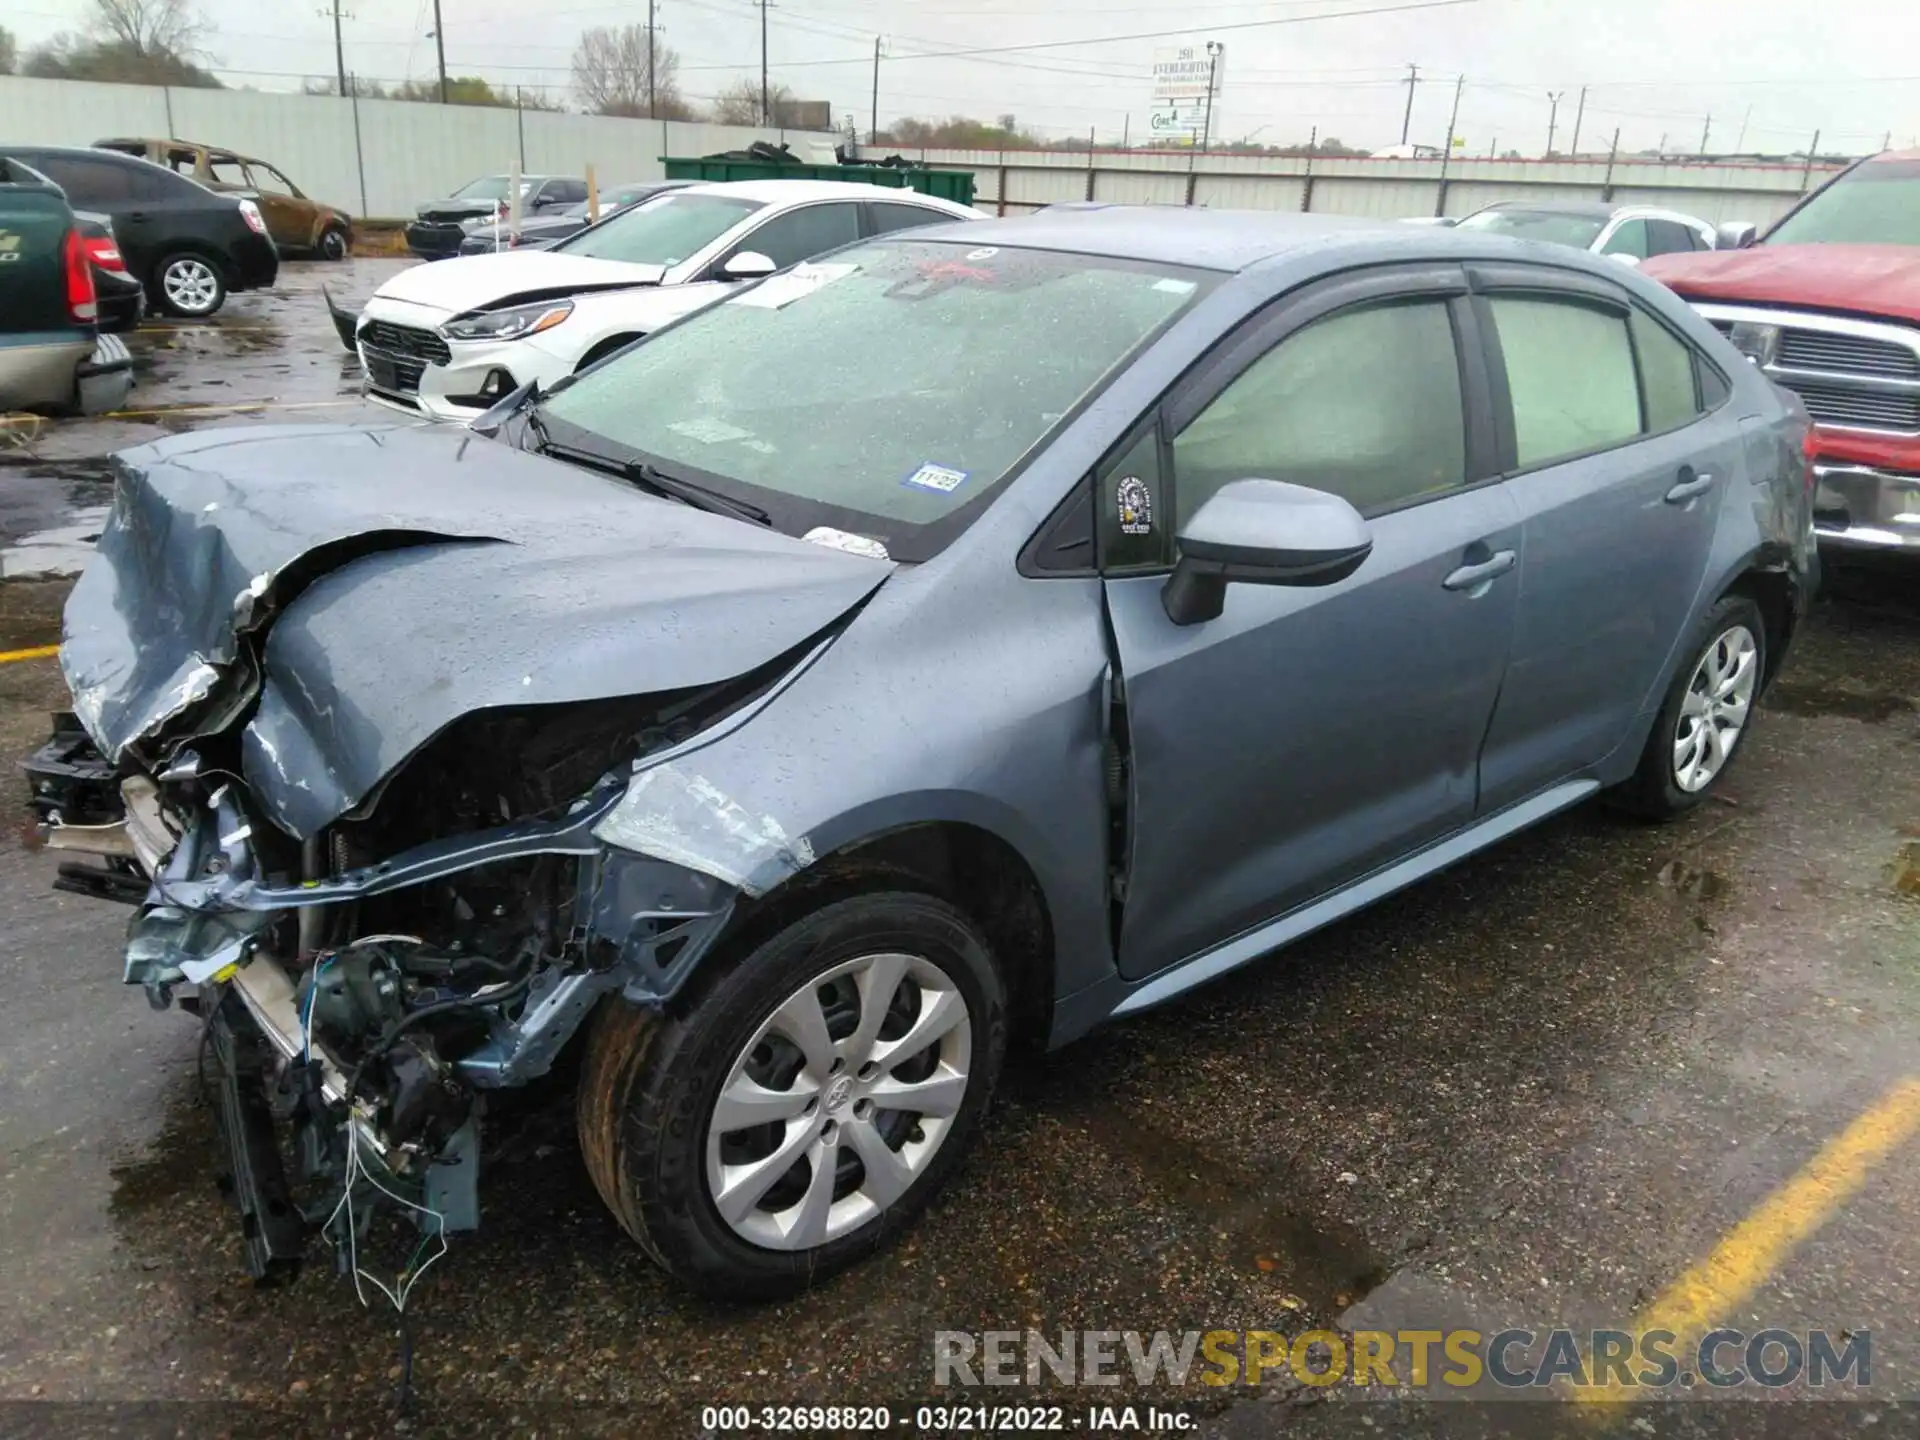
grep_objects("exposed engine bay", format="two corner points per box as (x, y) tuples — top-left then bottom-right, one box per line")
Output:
(27, 688), (765, 1282)
(22, 422), (892, 1288)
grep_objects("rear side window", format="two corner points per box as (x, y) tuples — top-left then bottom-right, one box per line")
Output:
(1489, 296), (1641, 467)
(1173, 298), (1467, 522)
(869, 201), (949, 236)
(1631, 309), (1702, 433)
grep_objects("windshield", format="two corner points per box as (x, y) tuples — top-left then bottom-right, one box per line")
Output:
(452, 176), (528, 202)
(1455, 209), (1608, 249)
(538, 240), (1213, 560)
(555, 192), (762, 265)
(1766, 160), (1920, 246)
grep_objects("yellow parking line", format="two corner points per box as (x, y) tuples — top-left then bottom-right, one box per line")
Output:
(1580, 1075), (1920, 1404)
(0, 644), (61, 665)
(102, 399), (360, 420)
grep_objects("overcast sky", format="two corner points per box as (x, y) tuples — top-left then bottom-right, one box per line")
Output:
(10, 0), (1919, 154)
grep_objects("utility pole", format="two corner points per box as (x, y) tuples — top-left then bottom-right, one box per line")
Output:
(1884, 130), (1894, 152)
(431, 0), (447, 103)
(1200, 41), (1221, 152)
(1735, 104), (1752, 152)
(646, 0), (656, 116)
(1699, 113), (1711, 155)
(319, 0), (348, 99)
(1569, 85), (1586, 155)
(1434, 72), (1463, 216)
(1801, 128), (1821, 191)
(760, 0), (770, 124)
(1545, 90), (1564, 157)
(1400, 63), (1420, 144)
(870, 35), (881, 143)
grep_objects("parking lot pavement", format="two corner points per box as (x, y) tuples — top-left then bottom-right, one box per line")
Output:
(2, 269), (1917, 1434)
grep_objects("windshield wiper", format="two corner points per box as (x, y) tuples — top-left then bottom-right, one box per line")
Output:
(624, 460), (772, 527)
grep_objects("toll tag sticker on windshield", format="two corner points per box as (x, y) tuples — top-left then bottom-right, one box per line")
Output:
(901, 463), (970, 495)
(669, 417), (752, 445)
(728, 262), (858, 310)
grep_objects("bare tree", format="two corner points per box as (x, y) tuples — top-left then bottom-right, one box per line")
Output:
(0, 25), (18, 74)
(571, 24), (687, 118)
(88, 0), (205, 59)
(711, 76), (806, 126)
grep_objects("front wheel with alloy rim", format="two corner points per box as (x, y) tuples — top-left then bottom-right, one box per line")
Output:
(577, 891), (1007, 1298)
(1616, 593), (1767, 819)
(154, 252), (226, 317)
(319, 226), (350, 261)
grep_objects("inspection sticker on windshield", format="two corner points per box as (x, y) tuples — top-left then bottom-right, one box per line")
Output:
(669, 417), (752, 445)
(901, 463), (970, 495)
(728, 261), (858, 309)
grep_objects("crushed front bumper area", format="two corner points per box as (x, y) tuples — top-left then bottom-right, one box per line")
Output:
(23, 724), (745, 1281)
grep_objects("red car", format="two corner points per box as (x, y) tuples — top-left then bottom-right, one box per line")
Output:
(1644, 150), (1920, 556)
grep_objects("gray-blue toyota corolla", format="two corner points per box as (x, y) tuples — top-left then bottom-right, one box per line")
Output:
(29, 207), (1816, 1297)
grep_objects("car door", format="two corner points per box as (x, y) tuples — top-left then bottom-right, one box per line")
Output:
(1102, 266), (1523, 980)
(716, 201), (862, 274)
(1471, 265), (1738, 812)
(243, 161), (310, 249)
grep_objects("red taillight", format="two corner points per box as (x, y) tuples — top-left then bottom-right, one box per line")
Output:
(80, 234), (128, 275)
(63, 228), (98, 324)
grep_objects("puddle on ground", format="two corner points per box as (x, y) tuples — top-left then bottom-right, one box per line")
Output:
(1, 505), (110, 579)
(1765, 680), (1917, 724)
(1653, 856), (1728, 900)
(1069, 1099), (1390, 1315)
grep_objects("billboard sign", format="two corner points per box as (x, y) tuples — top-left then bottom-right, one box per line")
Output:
(1151, 44), (1222, 104)
(1149, 105), (1208, 137)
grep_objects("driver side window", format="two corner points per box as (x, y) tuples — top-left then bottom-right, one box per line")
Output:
(1171, 298), (1468, 527)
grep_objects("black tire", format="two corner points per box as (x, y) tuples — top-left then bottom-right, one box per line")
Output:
(151, 250), (227, 317)
(577, 890), (1007, 1299)
(1614, 593), (1767, 820)
(575, 333), (642, 373)
(319, 225), (350, 262)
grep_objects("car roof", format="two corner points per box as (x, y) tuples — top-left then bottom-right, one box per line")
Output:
(681, 178), (971, 207)
(887, 205), (1400, 272)
(1477, 199), (1619, 218)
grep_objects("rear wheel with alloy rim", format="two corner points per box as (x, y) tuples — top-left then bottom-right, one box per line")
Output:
(577, 890), (1006, 1298)
(154, 252), (226, 317)
(319, 226), (350, 261)
(1616, 593), (1767, 819)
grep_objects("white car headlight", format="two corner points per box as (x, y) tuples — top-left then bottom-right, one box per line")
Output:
(441, 300), (573, 343)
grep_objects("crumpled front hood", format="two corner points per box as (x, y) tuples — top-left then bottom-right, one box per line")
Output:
(1644, 243), (1920, 324)
(63, 423), (892, 838)
(374, 251), (668, 314)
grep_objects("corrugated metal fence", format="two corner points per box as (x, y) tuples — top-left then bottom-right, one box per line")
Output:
(0, 76), (838, 220)
(879, 145), (1850, 227)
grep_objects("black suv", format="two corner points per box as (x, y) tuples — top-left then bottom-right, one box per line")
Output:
(0, 144), (278, 317)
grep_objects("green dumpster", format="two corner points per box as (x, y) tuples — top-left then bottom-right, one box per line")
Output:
(661, 156), (975, 208)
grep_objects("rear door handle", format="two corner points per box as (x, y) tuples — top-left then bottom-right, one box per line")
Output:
(124, 211), (150, 223)
(1665, 470), (1714, 504)
(1442, 549), (1517, 592)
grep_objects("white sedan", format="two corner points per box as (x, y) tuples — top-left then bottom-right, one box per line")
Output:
(335, 179), (981, 421)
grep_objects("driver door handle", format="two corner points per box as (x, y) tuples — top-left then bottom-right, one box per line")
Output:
(1442, 549), (1517, 592)
(1665, 470), (1715, 504)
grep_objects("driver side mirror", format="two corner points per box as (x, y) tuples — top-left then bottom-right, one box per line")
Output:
(1715, 221), (1758, 250)
(721, 250), (778, 281)
(1161, 479), (1373, 627)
